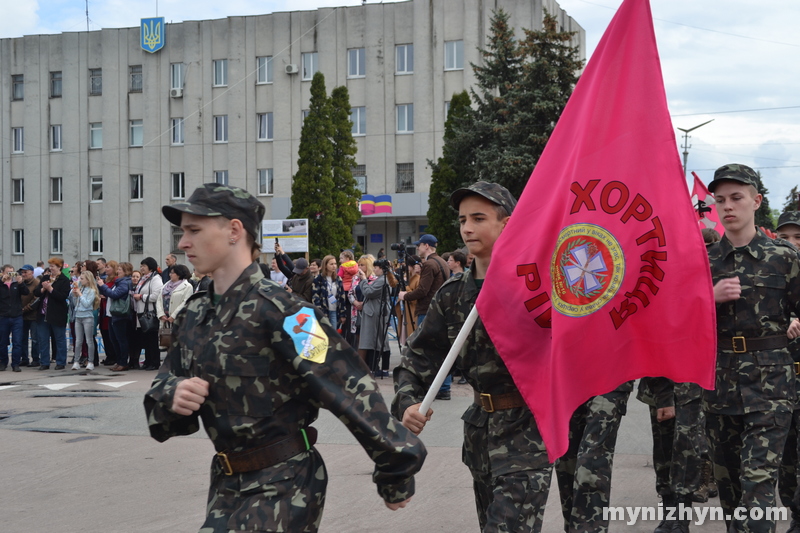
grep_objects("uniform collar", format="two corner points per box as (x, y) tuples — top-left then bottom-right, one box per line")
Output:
(718, 227), (770, 261)
(197, 262), (264, 325)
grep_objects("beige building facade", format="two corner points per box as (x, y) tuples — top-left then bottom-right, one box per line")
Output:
(0, 0), (583, 265)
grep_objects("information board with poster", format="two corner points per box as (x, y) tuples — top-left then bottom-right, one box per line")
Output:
(262, 219), (309, 253)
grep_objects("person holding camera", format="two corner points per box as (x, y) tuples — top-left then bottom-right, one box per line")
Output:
(0, 264), (29, 372)
(358, 259), (398, 377)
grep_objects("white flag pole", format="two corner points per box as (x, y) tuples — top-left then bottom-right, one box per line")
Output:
(418, 305), (480, 415)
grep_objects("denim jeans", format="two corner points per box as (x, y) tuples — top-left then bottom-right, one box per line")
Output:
(37, 319), (67, 367)
(0, 315), (23, 367)
(22, 319), (39, 364)
(74, 317), (96, 362)
(110, 317), (131, 367)
(328, 310), (338, 329)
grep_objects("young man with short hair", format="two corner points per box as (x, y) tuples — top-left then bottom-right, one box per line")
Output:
(144, 184), (425, 532)
(394, 181), (552, 532)
(706, 164), (800, 532)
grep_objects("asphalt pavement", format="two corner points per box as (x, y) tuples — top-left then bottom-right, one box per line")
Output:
(0, 343), (792, 532)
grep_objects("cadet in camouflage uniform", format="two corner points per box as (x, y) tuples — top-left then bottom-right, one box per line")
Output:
(393, 182), (553, 532)
(144, 184), (426, 533)
(638, 378), (707, 532)
(555, 380), (633, 533)
(776, 211), (800, 533)
(705, 165), (800, 533)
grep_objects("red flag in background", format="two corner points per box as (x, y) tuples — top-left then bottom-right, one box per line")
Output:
(476, 0), (716, 461)
(691, 172), (723, 235)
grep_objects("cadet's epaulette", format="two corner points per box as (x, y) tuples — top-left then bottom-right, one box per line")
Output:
(440, 272), (464, 289)
(772, 237), (797, 251)
(256, 277), (283, 299)
(184, 290), (207, 304)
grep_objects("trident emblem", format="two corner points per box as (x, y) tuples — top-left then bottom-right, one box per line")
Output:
(141, 18), (165, 53)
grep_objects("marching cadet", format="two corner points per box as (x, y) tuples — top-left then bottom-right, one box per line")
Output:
(144, 184), (425, 532)
(393, 182), (553, 532)
(706, 165), (800, 532)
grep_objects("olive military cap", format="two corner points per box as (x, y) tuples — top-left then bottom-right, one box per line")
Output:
(708, 164), (759, 193)
(450, 181), (517, 215)
(777, 211), (800, 231)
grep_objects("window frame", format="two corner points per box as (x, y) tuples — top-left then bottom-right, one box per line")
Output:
(130, 226), (144, 254)
(257, 112), (274, 141)
(12, 74), (24, 100)
(90, 176), (103, 203)
(257, 168), (274, 196)
(12, 229), (24, 255)
(396, 104), (414, 134)
(89, 122), (103, 149)
(170, 63), (185, 90)
(396, 163), (415, 193)
(350, 107), (366, 136)
(90, 228), (104, 255)
(130, 174), (144, 201)
(256, 56), (273, 84)
(171, 172), (186, 200)
(171, 117), (185, 145)
(11, 178), (24, 204)
(51, 124), (62, 151)
(213, 115), (228, 143)
(50, 228), (63, 254)
(445, 40), (464, 71)
(12, 127), (23, 153)
(396, 44), (414, 74)
(353, 165), (367, 194)
(301, 52), (318, 81)
(130, 65), (143, 92)
(214, 170), (229, 186)
(129, 119), (144, 147)
(347, 48), (366, 78)
(89, 68), (102, 95)
(50, 71), (62, 98)
(51, 177), (63, 203)
(213, 59), (228, 87)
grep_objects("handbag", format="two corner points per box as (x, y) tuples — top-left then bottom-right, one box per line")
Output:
(159, 323), (173, 348)
(138, 302), (159, 334)
(109, 294), (131, 317)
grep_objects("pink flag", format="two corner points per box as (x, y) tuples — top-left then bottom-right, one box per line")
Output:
(476, 0), (717, 461)
(691, 172), (723, 235)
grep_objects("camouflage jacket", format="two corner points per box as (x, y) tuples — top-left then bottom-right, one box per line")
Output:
(393, 269), (550, 476)
(144, 262), (425, 503)
(704, 229), (800, 415)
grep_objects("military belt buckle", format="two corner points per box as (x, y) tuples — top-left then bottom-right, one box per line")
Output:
(480, 393), (495, 413)
(795, 362), (800, 376)
(216, 452), (234, 476)
(732, 336), (747, 353)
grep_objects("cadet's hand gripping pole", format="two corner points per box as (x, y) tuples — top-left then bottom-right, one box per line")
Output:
(418, 305), (480, 415)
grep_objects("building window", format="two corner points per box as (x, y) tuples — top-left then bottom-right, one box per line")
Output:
(90, 123), (102, 149)
(130, 65), (143, 92)
(90, 228), (104, 254)
(89, 68), (102, 95)
(257, 56), (273, 84)
(214, 170), (229, 185)
(90, 176), (103, 202)
(396, 163), (414, 193)
(213, 59), (228, 86)
(171, 172), (185, 199)
(130, 119), (143, 147)
(396, 44), (414, 74)
(301, 52), (318, 81)
(51, 177), (63, 203)
(171, 226), (183, 253)
(353, 165), (367, 193)
(51, 125), (62, 151)
(445, 40), (464, 70)
(130, 226), (144, 254)
(445, 100), (451, 121)
(213, 115), (228, 143)
(12, 230), (24, 255)
(51, 229), (63, 254)
(12, 74), (23, 100)
(171, 118), (184, 145)
(301, 109), (309, 126)
(170, 63), (185, 89)
(350, 107), (366, 136)
(12, 127), (23, 153)
(130, 174), (144, 200)
(348, 48), (365, 78)
(257, 113), (273, 141)
(397, 104), (414, 133)
(50, 71), (62, 97)
(11, 179), (24, 203)
(257, 168), (273, 196)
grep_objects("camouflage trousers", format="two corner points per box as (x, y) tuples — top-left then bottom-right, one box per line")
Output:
(778, 407), (800, 517)
(470, 466), (552, 532)
(199, 449), (327, 533)
(707, 410), (792, 533)
(648, 392), (706, 498)
(554, 386), (631, 533)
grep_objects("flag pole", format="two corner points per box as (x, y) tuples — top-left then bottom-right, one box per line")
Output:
(418, 305), (480, 414)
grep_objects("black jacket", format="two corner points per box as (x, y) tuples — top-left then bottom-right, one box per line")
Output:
(33, 273), (71, 327)
(0, 279), (29, 317)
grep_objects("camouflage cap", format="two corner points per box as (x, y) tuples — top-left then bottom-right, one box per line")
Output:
(162, 183), (266, 241)
(450, 181), (517, 215)
(777, 211), (800, 231)
(708, 164), (759, 193)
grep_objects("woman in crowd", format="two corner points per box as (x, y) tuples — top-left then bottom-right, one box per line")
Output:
(70, 271), (100, 371)
(34, 258), (71, 370)
(309, 258), (322, 278)
(68, 261), (85, 362)
(157, 264), (193, 329)
(98, 260), (119, 366)
(348, 255), (375, 353)
(312, 255), (346, 330)
(132, 257), (164, 371)
(402, 255), (421, 340)
(359, 258), (397, 378)
(131, 270), (141, 286)
(338, 250), (359, 344)
(97, 262), (133, 371)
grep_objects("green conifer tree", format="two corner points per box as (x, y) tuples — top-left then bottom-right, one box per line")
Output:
(753, 170), (774, 230)
(290, 72), (336, 258)
(782, 185), (800, 213)
(329, 86), (361, 253)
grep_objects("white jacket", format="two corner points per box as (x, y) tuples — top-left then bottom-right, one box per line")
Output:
(156, 279), (193, 319)
(133, 272), (164, 314)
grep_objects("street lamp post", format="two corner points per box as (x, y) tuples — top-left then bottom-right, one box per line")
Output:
(678, 119), (714, 177)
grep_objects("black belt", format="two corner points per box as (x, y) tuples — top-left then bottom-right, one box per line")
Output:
(718, 335), (788, 353)
(474, 390), (527, 413)
(215, 427), (317, 476)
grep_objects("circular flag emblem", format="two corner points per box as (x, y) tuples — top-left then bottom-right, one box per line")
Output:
(550, 223), (625, 317)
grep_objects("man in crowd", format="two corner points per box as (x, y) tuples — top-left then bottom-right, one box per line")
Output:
(394, 182), (552, 532)
(0, 264), (29, 371)
(96, 258), (107, 280)
(33, 261), (45, 278)
(706, 164), (800, 532)
(161, 254), (177, 283)
(19, 265), (40, 367)
(145, 183), (425, 531)
(288, 257), (313, 302)
(447, 251), (467, 275)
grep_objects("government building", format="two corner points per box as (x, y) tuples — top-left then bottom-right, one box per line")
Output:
(0, 0), (583, 265)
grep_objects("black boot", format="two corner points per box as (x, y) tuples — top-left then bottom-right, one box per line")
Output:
(654, 495), (676, 533)
(787, 509), (800, 533)
(671, 497), (692, 532)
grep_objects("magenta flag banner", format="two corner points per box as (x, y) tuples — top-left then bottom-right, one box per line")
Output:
(475, 0), (717, 461)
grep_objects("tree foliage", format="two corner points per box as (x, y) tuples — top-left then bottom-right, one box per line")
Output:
(753, 171), (774, 230)
(782, 185), (800, 213)
(329, 85), (361, 251)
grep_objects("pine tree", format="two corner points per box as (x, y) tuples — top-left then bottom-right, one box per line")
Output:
(290, 72), (336, 258)
(753, 171), (774, 230)
(329, 86), (361, 253)
(782, 185), (800, 213)
(427, 91), (472, 253)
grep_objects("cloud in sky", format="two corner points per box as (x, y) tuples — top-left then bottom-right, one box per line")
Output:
(3, 0), (799, 207)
